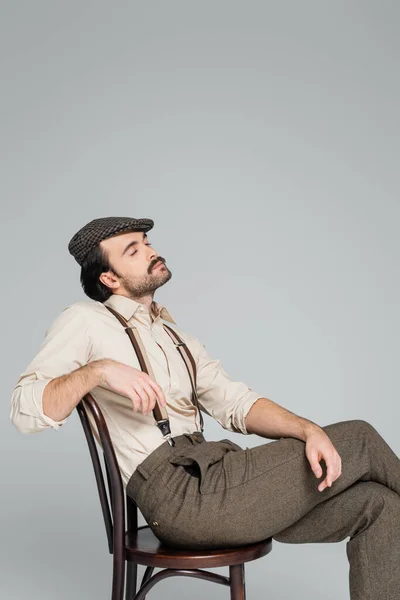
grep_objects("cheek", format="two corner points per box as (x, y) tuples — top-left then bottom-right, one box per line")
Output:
(122, 257), (150, 277)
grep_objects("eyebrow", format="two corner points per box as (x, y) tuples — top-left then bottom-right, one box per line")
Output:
(121, 232), (147, 256)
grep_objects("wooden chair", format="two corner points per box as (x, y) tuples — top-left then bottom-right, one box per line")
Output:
(76, 392), (273, 600)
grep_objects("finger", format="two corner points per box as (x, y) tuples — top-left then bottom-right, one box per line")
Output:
(133, 385), (151, 414)
(318, 472), (330, 492)
(331, 452), (341, 481)
(320, 454), (342, 491)
(308, 451), (323, 478)
(141, 383), (157, 415)
(148, 380), (167, 407)
(338, 455), (342, 476)
(318, 458), (335, 492)
(318, 478), (328, 492)
(146, 378), (167, 406)
(129, 390), (141, 412)
(325, 455), (336, 488)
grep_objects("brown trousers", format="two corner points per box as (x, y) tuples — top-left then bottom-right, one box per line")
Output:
(127, 419), (400, 600)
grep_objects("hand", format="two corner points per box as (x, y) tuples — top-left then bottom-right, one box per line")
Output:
(100, 359), (167, 416)
(304, 426), (342, 492)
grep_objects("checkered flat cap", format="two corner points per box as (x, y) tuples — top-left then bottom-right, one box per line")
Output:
(68, 216), (154, 266)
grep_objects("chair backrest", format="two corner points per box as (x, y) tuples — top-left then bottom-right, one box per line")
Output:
(76, 392), (138, 555)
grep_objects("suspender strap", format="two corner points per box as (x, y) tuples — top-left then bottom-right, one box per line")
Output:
(104, 305), (204, 438)
(105, 305), (175, 444)
(162, 323), (204, 432)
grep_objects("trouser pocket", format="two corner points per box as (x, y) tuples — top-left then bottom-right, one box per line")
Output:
(168, 439), (240, 494)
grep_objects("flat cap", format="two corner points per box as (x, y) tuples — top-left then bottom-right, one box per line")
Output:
(68, 216), (154, 266)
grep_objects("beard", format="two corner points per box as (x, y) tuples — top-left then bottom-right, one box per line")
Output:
(117, 264), (172, 298)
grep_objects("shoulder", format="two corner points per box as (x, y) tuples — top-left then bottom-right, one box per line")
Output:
(58, 299), (109, 317)
(45, 300), (106, 334)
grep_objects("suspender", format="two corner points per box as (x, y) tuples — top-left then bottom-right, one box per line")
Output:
(104, 305), (204, 446)
(162, 323), (204, 432)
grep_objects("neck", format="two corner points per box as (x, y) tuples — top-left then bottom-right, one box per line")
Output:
(112, 291), (157, 315)
(133, 295), (156, 314)
(140, 297), (155, 312)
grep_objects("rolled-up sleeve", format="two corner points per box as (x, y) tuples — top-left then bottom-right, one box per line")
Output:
(10, 304), (92, 433)
(182, 333), (263, 434)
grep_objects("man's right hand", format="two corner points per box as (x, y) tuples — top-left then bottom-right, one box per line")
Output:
(100, 359), (167, 416)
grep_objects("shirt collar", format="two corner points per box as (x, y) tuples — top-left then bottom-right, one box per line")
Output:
(102, 294), (176, 324)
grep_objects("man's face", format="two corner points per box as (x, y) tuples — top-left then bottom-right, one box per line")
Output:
(99, 230), (172, 298)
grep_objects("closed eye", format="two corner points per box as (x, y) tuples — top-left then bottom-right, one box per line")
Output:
(130, 242), (152, 256)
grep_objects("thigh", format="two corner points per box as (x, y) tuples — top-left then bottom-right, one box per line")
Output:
(143, 420), (375, 549)
(186, 420), (374, 547)
(199, 419), (370, 498)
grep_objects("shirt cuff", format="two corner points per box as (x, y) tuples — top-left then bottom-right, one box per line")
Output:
(232, 391), (264, 434)
(19, 379), (68, 430)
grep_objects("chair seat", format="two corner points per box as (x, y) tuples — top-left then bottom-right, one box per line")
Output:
(125, 526), (273, 569)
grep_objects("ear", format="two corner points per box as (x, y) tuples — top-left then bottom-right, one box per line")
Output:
(99, 271), (119, 290)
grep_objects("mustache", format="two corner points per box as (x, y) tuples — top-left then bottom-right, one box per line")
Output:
(150, 257), (166, 271)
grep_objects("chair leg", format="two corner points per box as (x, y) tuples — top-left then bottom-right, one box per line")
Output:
(112, 550), (126, 600)
(125, 562), (137, 600)
(229, 564), (246, 600)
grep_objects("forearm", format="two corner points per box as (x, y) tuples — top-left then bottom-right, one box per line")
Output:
(244, 397), (321, 441)
(42, 359), (106, 422)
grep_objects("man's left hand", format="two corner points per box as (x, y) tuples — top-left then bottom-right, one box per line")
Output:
(304, 427), (342, 492)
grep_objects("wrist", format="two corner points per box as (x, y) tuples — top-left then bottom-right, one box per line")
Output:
(88, 359), (110, 386)
(302, 420), (322, 441)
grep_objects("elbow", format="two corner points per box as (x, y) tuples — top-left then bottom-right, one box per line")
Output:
(9, 410), (46, 434)
(10, 388), (48, 434)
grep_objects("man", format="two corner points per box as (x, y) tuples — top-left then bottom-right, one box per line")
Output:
(10, 216), (400, 599)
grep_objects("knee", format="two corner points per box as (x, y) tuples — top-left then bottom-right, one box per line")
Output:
(350, 482), (397, 535)
(343, 419), (377, 437)
(322, 418), (380, 443)
(366, 483), (399, 520)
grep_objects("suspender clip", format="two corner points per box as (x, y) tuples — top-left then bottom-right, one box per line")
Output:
(156, 419), (176, 447)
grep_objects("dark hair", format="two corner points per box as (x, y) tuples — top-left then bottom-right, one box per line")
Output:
(80, 243), (118, 302)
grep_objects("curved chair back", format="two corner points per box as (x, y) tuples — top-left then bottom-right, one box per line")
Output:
(75, 392), (273, 600)
(76, 392), (138, 550)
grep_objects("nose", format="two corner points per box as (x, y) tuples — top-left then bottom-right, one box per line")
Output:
(148, 247), (157, 261)
(148, 250), (161, 267)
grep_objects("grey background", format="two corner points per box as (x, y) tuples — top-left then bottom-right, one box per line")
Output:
(1, 1), (399, 598)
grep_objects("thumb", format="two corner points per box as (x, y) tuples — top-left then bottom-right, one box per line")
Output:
(309, 452), (322, 478)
